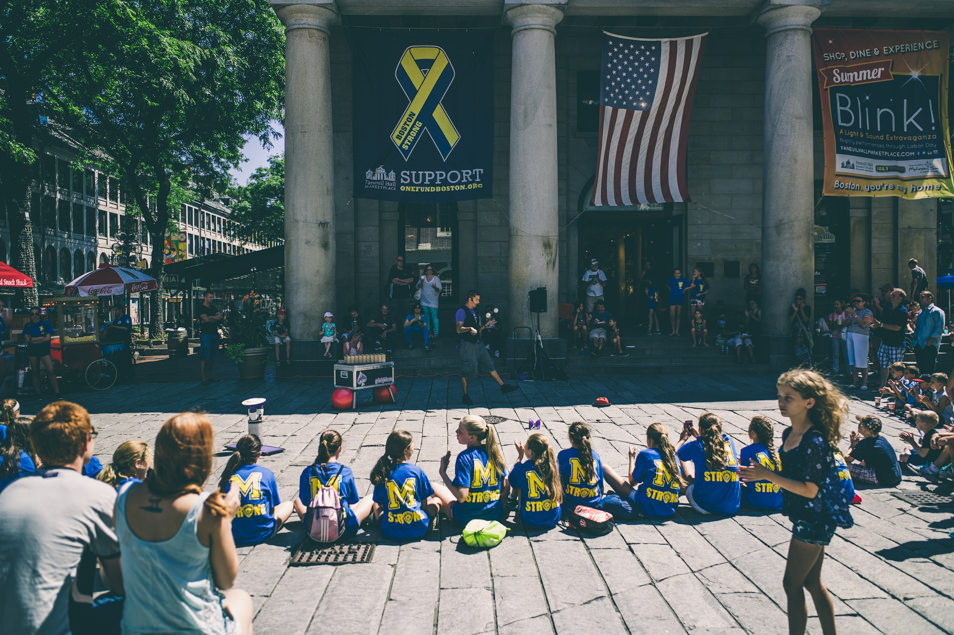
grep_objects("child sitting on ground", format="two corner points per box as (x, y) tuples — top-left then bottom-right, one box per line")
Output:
(690, 309), (708, 348)
(508, 433), (562, 529)
(915, 373), (953, 426)
(557, 421), (633, 519)
(97, 439), (151, 490)
(372, 430), (454, 541)
(677, 413), (741, 515)
(219, 434), (294, 546)
(878, 362), (905, 402)
(899, 410), (942, 469)
(846, 415), (902, 487)
(739, 416), (782, 511)
(320, 311), (337, 358)
(295, 430), (374, 539)
(439, 415), (507, 526)
(603, 422), (682, 519)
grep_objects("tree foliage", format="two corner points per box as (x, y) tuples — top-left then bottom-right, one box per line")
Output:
(45, 0), (285, 335)
(229, 154), (284, 245)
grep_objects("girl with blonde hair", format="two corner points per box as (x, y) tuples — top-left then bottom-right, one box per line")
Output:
(676, 413), (741, 515)
(740, 369), (853, 635)
(97, 439), (151, 490)
(439, 415), (506, 526)
(508, 433), (562, 529)
(604, 422), (683, 518)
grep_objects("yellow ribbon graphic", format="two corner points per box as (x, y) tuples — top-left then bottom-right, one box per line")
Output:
(391, 46), (461, 161)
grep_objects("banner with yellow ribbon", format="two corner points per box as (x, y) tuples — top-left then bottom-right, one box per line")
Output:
(353, 30), (494, 202)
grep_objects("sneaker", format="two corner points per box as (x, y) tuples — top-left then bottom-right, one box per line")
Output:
(916, 464), (940, 481)
(938, 465), (954, 482)
(501, 384), (518, 395)
(462, 394), (474, 406)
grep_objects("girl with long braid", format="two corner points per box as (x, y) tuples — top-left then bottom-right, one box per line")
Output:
(557, 421), (633, 519)
(218, 434), (294, 546)
(372, 430), (454, 541)
(440, 415), (508, 525)
(294, 429), (374, 539)
(508, 433), (562, 529)
(604, 422), (683, 518)
(740, 369), (853, 635)
(740, 416), (783, 511)
(676, 413), (741, 515)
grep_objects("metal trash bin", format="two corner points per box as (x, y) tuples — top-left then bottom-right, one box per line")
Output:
(167, 330), (188, 357)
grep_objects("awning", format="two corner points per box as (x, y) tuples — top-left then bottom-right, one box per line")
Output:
(163, 246), (283, 285)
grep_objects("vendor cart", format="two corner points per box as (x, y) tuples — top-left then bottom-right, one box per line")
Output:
(46, 296), (119, 390)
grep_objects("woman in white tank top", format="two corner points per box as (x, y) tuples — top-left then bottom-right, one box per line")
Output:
(115, 412), (253, 634)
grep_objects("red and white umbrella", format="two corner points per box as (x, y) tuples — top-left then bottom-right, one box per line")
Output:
(65, 264), (158, 297)
(0, 262), (34, 288)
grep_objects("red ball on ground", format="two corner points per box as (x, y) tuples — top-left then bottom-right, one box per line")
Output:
(374, 384), (396, 404)
(331, 388), (354, 410)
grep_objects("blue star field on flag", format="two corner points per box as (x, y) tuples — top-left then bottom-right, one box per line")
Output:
(600, 36), (661, 111)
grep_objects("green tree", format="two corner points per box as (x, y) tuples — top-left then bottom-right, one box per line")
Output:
(229, 154), (285, 246)
(0, 0), (90, 305)
(48, 0), (284, 336)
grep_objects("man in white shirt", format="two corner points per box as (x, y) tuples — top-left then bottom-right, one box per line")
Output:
(582, 259), (608, 313)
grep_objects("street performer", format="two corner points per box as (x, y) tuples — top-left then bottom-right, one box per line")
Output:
(456, 290), (517, 406)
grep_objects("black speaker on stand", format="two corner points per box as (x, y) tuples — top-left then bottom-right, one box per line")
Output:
(525, 287), (564, 380)
(528, 287), (547, 313)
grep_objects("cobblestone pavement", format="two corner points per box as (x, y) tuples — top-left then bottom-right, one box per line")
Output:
(35, 370), (954, 634)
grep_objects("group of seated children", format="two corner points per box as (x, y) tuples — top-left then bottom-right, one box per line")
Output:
(211, 410), (863, 547)
(570, 302), (627, 358)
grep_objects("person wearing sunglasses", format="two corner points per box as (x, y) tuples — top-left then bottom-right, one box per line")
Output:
(24, 308), (60, 398)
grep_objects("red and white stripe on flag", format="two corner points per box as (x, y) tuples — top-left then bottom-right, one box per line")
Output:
(591, 32), (707, 207)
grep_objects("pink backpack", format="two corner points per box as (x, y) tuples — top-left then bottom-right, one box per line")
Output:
(305, 465), (347, 543)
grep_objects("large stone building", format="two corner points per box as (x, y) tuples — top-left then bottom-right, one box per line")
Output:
(272, 0), (953, 366)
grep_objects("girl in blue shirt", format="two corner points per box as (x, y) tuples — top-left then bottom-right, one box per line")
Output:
(98, 439), (152, 491)
(217, 434), (294, 546)
(294, 429), (374, 540)
(676, 413), (741, 515)
(372, 430), (454, 541)
(604, 422), (682, 518)
(0, 420), (36, 494)
(439, 415), (506, 526)
(740, 369), (853, 635)
(740, 416), (783, 511)
(508, 433), (562, 529)
(666, 269), (688, 337)
(557, 421), (633, 519)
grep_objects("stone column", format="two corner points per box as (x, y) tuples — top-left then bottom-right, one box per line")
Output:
(757, 1), (821, 369)
(897, 199), (937, 291)
(505, 1), (564, 338)
(273, 1), (336, 350)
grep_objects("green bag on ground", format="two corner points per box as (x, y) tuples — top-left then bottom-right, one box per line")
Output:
(461, 519), (508, 549)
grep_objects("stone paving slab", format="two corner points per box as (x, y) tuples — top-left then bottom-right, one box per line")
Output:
(33, 369), (954, 634)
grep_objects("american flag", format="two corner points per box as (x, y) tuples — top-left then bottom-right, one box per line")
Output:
(591, 32), (707, 206)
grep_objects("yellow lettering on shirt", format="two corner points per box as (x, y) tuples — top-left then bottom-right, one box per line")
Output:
(385, 478), (418, 511)
(651, 459), (673, 487)
(308, 473), (342, 500)
(524, 499), (556, 512)
(387, 510), (425, 524)
(645, 487), (679, 504)
(703, 471), (739, 483)
(230, 472), (263, 501)
(564, 484), (600, 498)
(526, 471), (548, 499)
(723, 441), (738, 468)
(464, 489), (500, 504)
(569, 458), (599, 486)
(471, 457), (499, 489)
(753, 482), (780, 493)
(235, 503), (268, 518)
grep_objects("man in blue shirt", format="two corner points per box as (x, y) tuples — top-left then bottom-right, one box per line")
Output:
(24, 308), (59, 397)
(913, 290), (945, 373)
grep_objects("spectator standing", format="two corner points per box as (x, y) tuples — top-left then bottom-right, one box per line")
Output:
(826, 299), (849, 376)
(909, 258), (928, 301)
(844, 295), (874, 390)
(789, 289), (813, 367)
(743, 264), (761, 302)
(872, 289), (908, 387)
(687, 268), (711, 311)
(0, 401), (123, 634)
(582, 259), (608, 313)
(913, 290), (945, 373)
(197, 291), (223, 385)
(387, 256), (416, 316)
(24, 307), (60, 397)
(667, 269), (689, 337)
(418, 265), (442, 339)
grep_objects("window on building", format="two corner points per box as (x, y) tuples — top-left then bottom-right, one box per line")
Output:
(59, 248), (72, 281)
(109, 213), (119, 237)
(108, 178), (119, 205)
(44, 246), (56, 282)
(42, 197), (56, 230)
(577, 70), (600, 133)
(58, 199), (71, 232)
(86, 251), (96, 273)
(56, 158), (70, 191)
(98, 209), (107, 237)
(71, 164), (83, 193)
(86, 206), (96, 236)
(120, 187), (127, 206)
(85, 170), (95, 196)
(42, 154), (55, 188)
(399, 202), (458, 304)
(72, 203), (84, 235)
(73, 250), (84, 278)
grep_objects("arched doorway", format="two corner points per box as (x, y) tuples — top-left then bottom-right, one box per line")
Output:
(398, 202), (458, 326)
(59, 248), (71, 281)
(100, 252), (109, 266)
(73, 250), (85, 280)
(44, 246), (56, 282)
(86, 251), (96, 273)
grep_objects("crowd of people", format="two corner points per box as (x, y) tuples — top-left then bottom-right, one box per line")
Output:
(3, 360), (954, 633)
